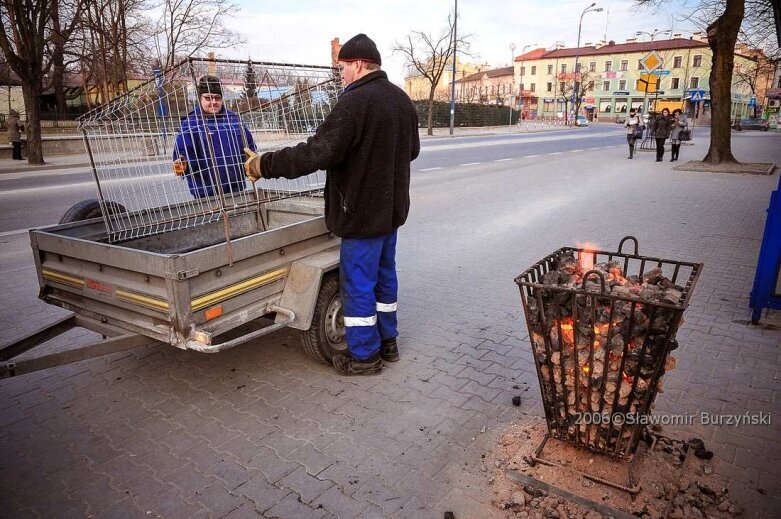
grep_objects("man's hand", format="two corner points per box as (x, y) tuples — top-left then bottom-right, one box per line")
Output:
(173, 158), (187, 176)
(244, 147), (262, 182)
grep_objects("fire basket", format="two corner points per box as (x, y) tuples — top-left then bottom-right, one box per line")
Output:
(515, 236), (702, 459)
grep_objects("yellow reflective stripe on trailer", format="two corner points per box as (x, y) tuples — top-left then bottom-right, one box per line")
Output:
(191, 266), (289, 312)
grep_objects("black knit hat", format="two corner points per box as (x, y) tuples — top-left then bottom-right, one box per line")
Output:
(338, 34), (381, 66)
(197, 75), (223, 97)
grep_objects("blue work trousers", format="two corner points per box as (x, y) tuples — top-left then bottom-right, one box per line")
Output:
(340, 230), (399, 360)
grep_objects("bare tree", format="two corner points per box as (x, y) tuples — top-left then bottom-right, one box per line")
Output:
(0, 0), (81, 164)
(734, 55), (775, 115)
(153, 0), (242, 70)
(394, 13), (470, 135)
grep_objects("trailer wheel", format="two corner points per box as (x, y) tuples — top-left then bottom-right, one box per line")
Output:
(59, 199), (126, 224)
(301, 273), (347, 365)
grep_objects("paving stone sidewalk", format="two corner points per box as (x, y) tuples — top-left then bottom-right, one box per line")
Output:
(0, 132), (779, 518)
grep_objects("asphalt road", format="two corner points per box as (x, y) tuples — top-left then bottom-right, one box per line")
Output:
(0, 124), (642, 234)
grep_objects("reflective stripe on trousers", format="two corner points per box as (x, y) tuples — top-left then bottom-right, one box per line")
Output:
(340, 230), (398, 360)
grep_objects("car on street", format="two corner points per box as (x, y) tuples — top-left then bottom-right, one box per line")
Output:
(575, 115), (589, 127)
(732, 118), (770, 131)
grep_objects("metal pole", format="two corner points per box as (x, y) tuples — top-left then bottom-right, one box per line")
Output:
(449, 0), (457, 136)
(509, 43), (516, 128)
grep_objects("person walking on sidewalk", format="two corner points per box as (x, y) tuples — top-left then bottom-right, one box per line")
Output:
(243, 33), (420, 376)
(624, 108), (643, 159)
(654, 108), (672, 162)
(6, 109), (24, 161)
(669, 108), (688, 162)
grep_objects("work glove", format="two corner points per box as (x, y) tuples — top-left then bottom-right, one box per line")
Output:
(244, 147), (262, 182)
(173, 157), (187, 176)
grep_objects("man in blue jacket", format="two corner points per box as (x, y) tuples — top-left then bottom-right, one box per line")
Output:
(244, 34), (420, 376)
(173, 76), (256, 198)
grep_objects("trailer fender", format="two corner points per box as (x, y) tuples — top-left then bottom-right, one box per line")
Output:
(277, 247), (340, 330)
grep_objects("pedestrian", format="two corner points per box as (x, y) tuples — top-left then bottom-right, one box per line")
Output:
(6, 109), (24, 160)
(669, 108), (688, 162)
(173, 76), (256, 198)
(624, 108), (643, 159)
(243, 34), (420, 376)
(653, 108), (672, 162)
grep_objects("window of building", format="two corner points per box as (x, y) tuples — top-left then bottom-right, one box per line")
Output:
(531, 83), (536, 92)
(673, 56), (682, 68)
(603, 80), (611, 91)
(693, 55), (702, 67)
(671, 77), (680, 89)
(547, 64), (553, 74)
(589, 61), (596, 72)
(559, 81), (565, 92)
(561, 64), (567, 74)
(520, 83), (524, 91)
(690, 77), (699, 89)
(588, 81), (595, 91)
(620, 60), (628, 71)
(547, 82), (552, 92)
(520, 66), (526, 75)
(618, 79), (626, 90)
(575, 62), (582, 72)
(531, 65), (537, 75)
(604, 61), (612, 72)
(637, 59), (643, 70)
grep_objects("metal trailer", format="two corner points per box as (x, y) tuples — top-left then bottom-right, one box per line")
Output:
(0, 58), (348, 378)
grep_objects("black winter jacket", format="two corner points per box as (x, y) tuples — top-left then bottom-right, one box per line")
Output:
(260, 70), (420, 238)
(654, 115), (672, 139)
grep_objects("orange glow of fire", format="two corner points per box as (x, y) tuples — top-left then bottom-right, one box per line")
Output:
(575, 241), (601, 272)
(559, 319), (574, 344)
(582, 364), (591, 374)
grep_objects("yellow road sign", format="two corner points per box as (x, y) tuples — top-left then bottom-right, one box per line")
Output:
(640, 51), (663, 72)
(639, 74), (661, 93)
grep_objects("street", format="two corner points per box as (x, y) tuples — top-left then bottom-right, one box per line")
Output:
(1, 127), (780, 518)
(0, 124), (685, 234)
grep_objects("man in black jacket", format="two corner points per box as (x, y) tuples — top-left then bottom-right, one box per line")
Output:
(244, 34), (420, 375)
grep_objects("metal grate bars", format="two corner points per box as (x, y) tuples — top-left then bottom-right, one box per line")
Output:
(78, 57), (342, 243)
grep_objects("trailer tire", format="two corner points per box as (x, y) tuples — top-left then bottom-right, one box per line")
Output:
(301, 273), (347, 365)
(59, 199), (126, 224)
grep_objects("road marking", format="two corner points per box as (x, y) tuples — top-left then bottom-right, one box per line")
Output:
(418, 167), (443, 172)
(523, 155), (540, 158)
(494, 158), (513, 162)
(570, 149), (583, 153)
(459, 162), (480, 166)
(549, 152), (563, 155)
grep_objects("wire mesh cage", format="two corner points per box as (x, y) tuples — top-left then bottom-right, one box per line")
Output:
(514, 237), (702, 458)
(77, 57), (342, 244)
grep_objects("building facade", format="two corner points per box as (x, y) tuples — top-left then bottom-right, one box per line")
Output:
(513, 34), (770, 122)
(403, 60), (491, 102)
(453, 66), (513, 104)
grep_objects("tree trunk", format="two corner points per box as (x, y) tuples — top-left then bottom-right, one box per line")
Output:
(427, 94), (434, 136)
(21, 81), (44, 165)
(703, 0), (744, 164)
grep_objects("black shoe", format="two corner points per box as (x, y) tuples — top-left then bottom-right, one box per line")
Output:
(656, 159), (662, 162)
(380, 338), (400, 362)
(332, 353), (382, 376)
(670, 158), (675, 162)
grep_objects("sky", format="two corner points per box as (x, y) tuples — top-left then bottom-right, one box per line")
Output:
(226, 0), (702, 86)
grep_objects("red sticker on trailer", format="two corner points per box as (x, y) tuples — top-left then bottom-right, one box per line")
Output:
(85, 278), (115, 294)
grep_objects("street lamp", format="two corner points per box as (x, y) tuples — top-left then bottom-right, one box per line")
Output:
(508, 43), (516, 128)
(518, 43), (537, 124)
(635, 29), (672, 42)
(572, 3), (603, 123)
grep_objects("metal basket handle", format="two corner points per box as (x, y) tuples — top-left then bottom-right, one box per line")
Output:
(581, 270), (607, 294)
(617, 235), (639, 256)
